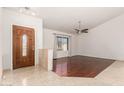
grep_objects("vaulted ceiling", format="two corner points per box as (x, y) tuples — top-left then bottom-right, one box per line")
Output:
(5, 7), (124, 33)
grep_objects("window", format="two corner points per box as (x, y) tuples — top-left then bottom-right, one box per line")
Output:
(22, 34), (27, 56)
(57, 36), (69, 51)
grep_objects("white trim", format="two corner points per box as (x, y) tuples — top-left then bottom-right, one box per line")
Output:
(11, 25), (13, 70)
(53, 33), (72, 37)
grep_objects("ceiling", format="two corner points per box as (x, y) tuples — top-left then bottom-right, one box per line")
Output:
(5, 7), (124, 33)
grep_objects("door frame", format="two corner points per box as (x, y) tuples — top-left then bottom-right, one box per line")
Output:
(12, 25), (35, 69)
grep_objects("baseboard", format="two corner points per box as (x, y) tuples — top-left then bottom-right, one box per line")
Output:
(75, 55), (117, 61)
(54, 55), (77, 59)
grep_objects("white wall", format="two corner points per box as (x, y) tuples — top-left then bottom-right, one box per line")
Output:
(71, 34), (78, 56)
(2, 9), (43, 70)
(0, 8), (3, 78)
(43, 28), (77, 58)
(77, 13), (124, 60)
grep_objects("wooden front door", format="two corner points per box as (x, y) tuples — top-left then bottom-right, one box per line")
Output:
(13, 25), (35, 69)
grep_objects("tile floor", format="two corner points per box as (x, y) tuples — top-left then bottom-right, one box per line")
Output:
(0, 61), (124, 86)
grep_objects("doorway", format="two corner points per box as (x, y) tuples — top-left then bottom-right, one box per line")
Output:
(13, 25), (35, 69)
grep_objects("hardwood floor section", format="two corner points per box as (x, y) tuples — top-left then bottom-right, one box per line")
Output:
(53, 56), (115, 78)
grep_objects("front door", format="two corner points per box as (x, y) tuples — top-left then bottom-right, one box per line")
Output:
(13, 25), (35, 69)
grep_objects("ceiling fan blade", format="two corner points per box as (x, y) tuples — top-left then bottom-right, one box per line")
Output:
(74, 29), (80, 31)
(81, 29), (88, 33)
(74, 29), (80, 33)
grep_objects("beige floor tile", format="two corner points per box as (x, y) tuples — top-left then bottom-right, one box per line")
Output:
(0, 61), (124, 86)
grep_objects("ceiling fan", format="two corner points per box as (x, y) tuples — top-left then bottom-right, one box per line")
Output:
(74, 21), (88, 34)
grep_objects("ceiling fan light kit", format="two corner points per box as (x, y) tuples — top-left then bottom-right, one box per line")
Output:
(74, 21), (88, 34)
